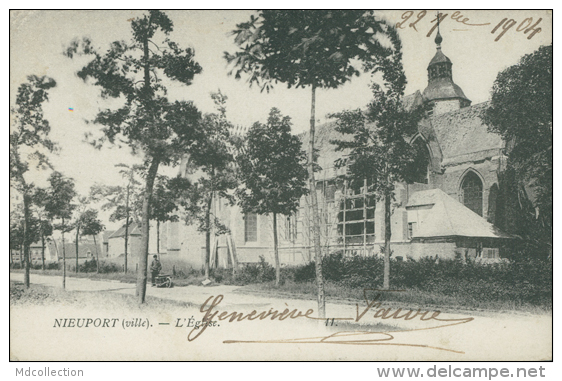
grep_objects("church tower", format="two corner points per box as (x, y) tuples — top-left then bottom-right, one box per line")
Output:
(422, 28), (471, 115)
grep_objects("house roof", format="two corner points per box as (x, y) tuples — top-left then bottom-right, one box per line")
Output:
(108, 223), (141, 239)
(407, 188), (513, 239)
(29, 240), (57, 251)
(102, 230), (115, 243)
(428, 102), (504, 166)
(30, 241), (46, 248)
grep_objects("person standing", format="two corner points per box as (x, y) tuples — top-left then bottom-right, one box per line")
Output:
(150, 255), (162, 287)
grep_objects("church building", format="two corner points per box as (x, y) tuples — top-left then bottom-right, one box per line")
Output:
(163, 30), (514, 270)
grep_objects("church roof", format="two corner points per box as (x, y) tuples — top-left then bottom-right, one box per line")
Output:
(299, 90), (426, 166)
(422, 77), (470, 103)
(298, 121), (350, 179)
(423, 39), (470, 104)
(402, 90), (424, 111)
(407, 188), (513, 239)
(298, 101), (505, 173)
(429, 102), (504, 166)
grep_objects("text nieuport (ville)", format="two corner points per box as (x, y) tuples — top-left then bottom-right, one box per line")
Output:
(53, 318), (150, 329)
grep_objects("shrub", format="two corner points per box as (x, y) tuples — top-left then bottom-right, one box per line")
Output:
(98, 261), (121, 274)
(70, 259), (122, 273)
(211, 256), (276, 285)
(9, 261), (58, 270)
(292, 261), (316, 283)
(210, 267), (231, 283)
(46, 261), (60, 270)
(282, 251), (552, 307)
(239, 256), (276, 284)
(322, 251), (346, 281)
(79, 258), (98, 273)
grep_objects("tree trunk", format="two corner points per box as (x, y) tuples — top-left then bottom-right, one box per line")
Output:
(383, 192), (392, 290)
(94, 235), (99, 273)
(308, 84), (325, 319)
(204, 194), (212, 279)
(135, 17), (157, 303)
(19, 243), (23, 269)
(41, 232), (46, 271)
(14, 145), (31, 288)
(273, 212), (280, 286)
(124, 182), (130, 274)
(157, 220), (160, 258)
(75, 226), (80, 273)
(62, 218), (66, 290)
(136, 158), (160, 304)
(23, 193), (31, 289)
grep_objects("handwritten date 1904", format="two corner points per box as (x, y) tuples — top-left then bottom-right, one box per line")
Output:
(397, 10), (543, 42)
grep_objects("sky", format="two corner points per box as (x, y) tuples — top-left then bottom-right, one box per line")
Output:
(9, 9), (552, 220)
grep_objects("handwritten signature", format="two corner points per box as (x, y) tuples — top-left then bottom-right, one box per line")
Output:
(397, 10), (543, 42)
(188, 289), (474, 353)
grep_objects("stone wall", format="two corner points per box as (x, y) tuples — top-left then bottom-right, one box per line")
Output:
(409, 241), (457, 260)
(433, 99), (461, 115)
(438, 155), (503, 220)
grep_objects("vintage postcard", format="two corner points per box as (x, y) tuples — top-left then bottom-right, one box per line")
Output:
(10, 10), (552, 363)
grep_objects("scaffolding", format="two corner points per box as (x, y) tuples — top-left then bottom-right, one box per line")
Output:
(300, 164), (378, 259)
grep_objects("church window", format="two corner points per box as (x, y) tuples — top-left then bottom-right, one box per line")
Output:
(407, 222), (416, 239)
(244, 213), (257, 242)
(460, 171), (483, 216)
(409, 139), (431, 184)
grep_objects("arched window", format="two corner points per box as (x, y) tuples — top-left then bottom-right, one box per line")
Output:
(409, 138), (431, 184)
(460, 171), (483, 216)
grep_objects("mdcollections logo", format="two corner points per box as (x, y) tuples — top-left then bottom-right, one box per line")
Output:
(15, 368), (84, 377)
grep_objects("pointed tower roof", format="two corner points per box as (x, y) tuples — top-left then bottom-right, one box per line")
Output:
(422, 28), (470, 105)
(428, 49), (451, 67)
